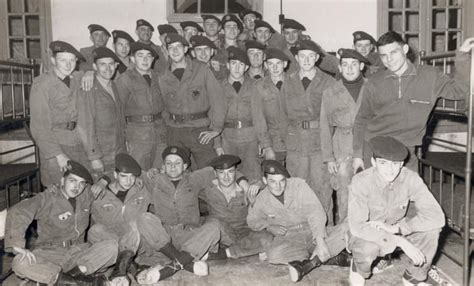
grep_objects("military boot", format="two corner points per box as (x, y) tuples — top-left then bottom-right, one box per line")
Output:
(288, 256), (323, 282)
(109, 250), (134, 283)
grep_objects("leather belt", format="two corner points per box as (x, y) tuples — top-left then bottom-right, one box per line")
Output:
(39, 239), (75, 248)
(289, 119), (319, 130)
(126, 113), (162, 123)
(224, 120), (253, 129)
(55, 121), (77, 130)
(169, 111), (208, 123)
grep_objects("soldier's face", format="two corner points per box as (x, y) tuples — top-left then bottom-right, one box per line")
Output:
(204, 19), (220, 37)
(132, 50), (154, 72)
(114, 172), (136, 191)
(243, 14), (257, 30)
(168, 42), (187, 63)
(215, 166), (237, 188)
(114, 38), (131, 58)
(193, 46), (213, 63)
(51, 52), (77, 78)
(296, 50), (319, 72)
(227, 60), (247, 80)
(136, 26), (153, 42)
(183, 27), (199, 42)
(354, 40), (373, 57)
(61, 173), (87, 199)
(263, 174), (287, 197)
(265, 59), (286, 78)
(224, 22), (239, 40)
(247, 48), (264, 68)
(378, 42), (409, 74)
(255, 27), (271, 45)
(283, 28), (300, 45)
(339, 58), (363, 81)
(90, 31), (109, 48)
(94, 57), (117, 81)
(164, 154), (187, 180)
(372, 157), (404, 183)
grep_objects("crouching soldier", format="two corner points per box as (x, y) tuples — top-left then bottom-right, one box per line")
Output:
(248, 160), (351, 283)
(348, 136), (445, 286)
(4, 161), (117, 285)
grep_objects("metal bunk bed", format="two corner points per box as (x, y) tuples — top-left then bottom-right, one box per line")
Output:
(418, 48), (474, 286)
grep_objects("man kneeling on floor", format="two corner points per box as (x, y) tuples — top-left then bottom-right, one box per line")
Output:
(348, 136), (445, 286)
(247, 160), (351, 283)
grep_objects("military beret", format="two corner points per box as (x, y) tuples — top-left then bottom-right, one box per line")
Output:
(162, 146), (191, 166)
(254, 20), (275, 33)
(245, 40), (266, 51)
(353, 31), (376, 45)
(209, 154), (241, 170)
(239, 9), (262, 21)
(180, 21), (204, 33)
(130, 42), (158, 58)
(295, 40), (323, 55)
(262, 160), (290, 178)
(164, 33), (189, 48)
(112, 30), (135, 44)
(157, 24), (178, 35)
(266, 48), (290, 61)
(190, 35), (217, 49)
(368, 136), (408, 162)
(136, 19), (154, 31)
(227, 46), (250, 66)
(337, 48), (369, 64)
(115, 153), (141, 176)
(221, 14), (243, 31)
(66, 160), (93, 184)
(282, 19), (306, 31)
(202, 14), (221, 25)
(49, 41), (85, 62)
(88, 24), (110, 37)
(92, 47), (120, 62)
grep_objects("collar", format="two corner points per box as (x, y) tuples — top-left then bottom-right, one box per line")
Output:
(299, 69), (316, 80)
(384, 61), (417, 79)
(134, 67), (152, 76)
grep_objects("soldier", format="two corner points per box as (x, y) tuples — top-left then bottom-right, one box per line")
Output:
(180, 21), (204, 42)
(135, 19), (167, 74)
(214, 14), (244, 70)
(352, 31), (384, 75)
(157, 24), (178, 71)
(253, 19), (286, 50)
(111, 30), (135, 75)
(159, 33), (225, 169)
(348, 136), (445, 286)
(4, 161), (116, 285)
(282, 40), (336, 224)
(30, 41), (88, 186)
(237, 9), (262, 44)
(79, 24), (110, 72)
(116, 42), (166, 170)
(320, 49), (369, 223)
(77, 47), (126, 181)
(280, 18), (307, 75)
(189, 35), (227, 81)
(245, 40), (266, 79)
(215, 47), (274, 181)
(247, 160), (350, 283)
(202, 14), (223, 48)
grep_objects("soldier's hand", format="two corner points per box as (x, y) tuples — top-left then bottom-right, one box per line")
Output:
(56, 153), (71, 172)
(91, 159), (104, 173)
(147, 168), (160, 179)
(263, 147), (276, 160)
(266, 224), (287, 236)
(368, 221), (399, 234)
(398, 238), (426, 266)
(210, 60), (221, 72)
(352, 158), (365, 174)
(246, 184), (261, 205)
(13, 247), (37, 265)
(81, 71), (95, 91)
(199, 130), (219, 145)
(215, 147), (225, 155)
(91, 177), (109, 200)
(311, 237), (331, 262)
(327, 161), (338, 175)
(459, 37), (474, 53)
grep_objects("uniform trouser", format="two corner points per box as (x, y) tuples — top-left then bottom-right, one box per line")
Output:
(363, 142), (418, 172)
(349, 228), (440, 281)
(167, 126), (217, 169)
(222, 137), (261, 182)
(265, 221), (348, 265)
(39, 143), (89, 187)
(329, 157), (353, 224)
(286, 150), (333, 225)
(12, 240), (118, 285)
(125, 120), (167, 170)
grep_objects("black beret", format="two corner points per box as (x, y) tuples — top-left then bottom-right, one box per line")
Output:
(66, 160), (93, 184)
(88, 24), (110, 37)
(136, 19), (154, 31)
(227, 46), (250, 66)
(164, 33), (189, 48)
(115, 153), (141, 176)
(202, 15), (221, 25)
(221, 14), (243, 31)
(368, 136), (408, 162)
(353, 31), (376, 45)
(295, 40), (323, 55)
(92, 47), (120, 62)
(49, 41), (85, 62)
(239, 9), (262, 21)
(157, 24), (178, 35)
(262, 160), (290, 178)
(254, 20), (275, 33)
(112, 30), (135, 43)
(265, 48), (290, 61)
(337, 48), (369, 64)
(190, 35), (217, 49)
(130, 42), (158, 58)
(245, 40), (266, 51)
(180, 21), (204, 33)
(209, 154), (241, 169)
(162, 146), (191, 166)
(282, 19), (306, 31)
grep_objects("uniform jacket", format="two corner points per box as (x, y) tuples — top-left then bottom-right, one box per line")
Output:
(30, 71), (83, 159)
(247, 177), (327, 240)
(353, 53), (470, 157)
(149, 41), (168, 76)
(5, 184), (94, 251)
(79, 46), (95, 71)
(320, 79), (366, 163)
(348, 167), (445, 254)
(159, 58), (226, 131)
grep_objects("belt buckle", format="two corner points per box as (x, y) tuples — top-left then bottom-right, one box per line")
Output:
(144, 115), (152, 122)
(236, 121), (242, 129)
(302, 121), (309, 129)
(66, 121), (76, 130)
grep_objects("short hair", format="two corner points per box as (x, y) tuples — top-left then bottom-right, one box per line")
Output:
(377, 31), (405, 48)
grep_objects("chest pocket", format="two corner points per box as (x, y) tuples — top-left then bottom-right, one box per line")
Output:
(102, 204), (116, 212)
